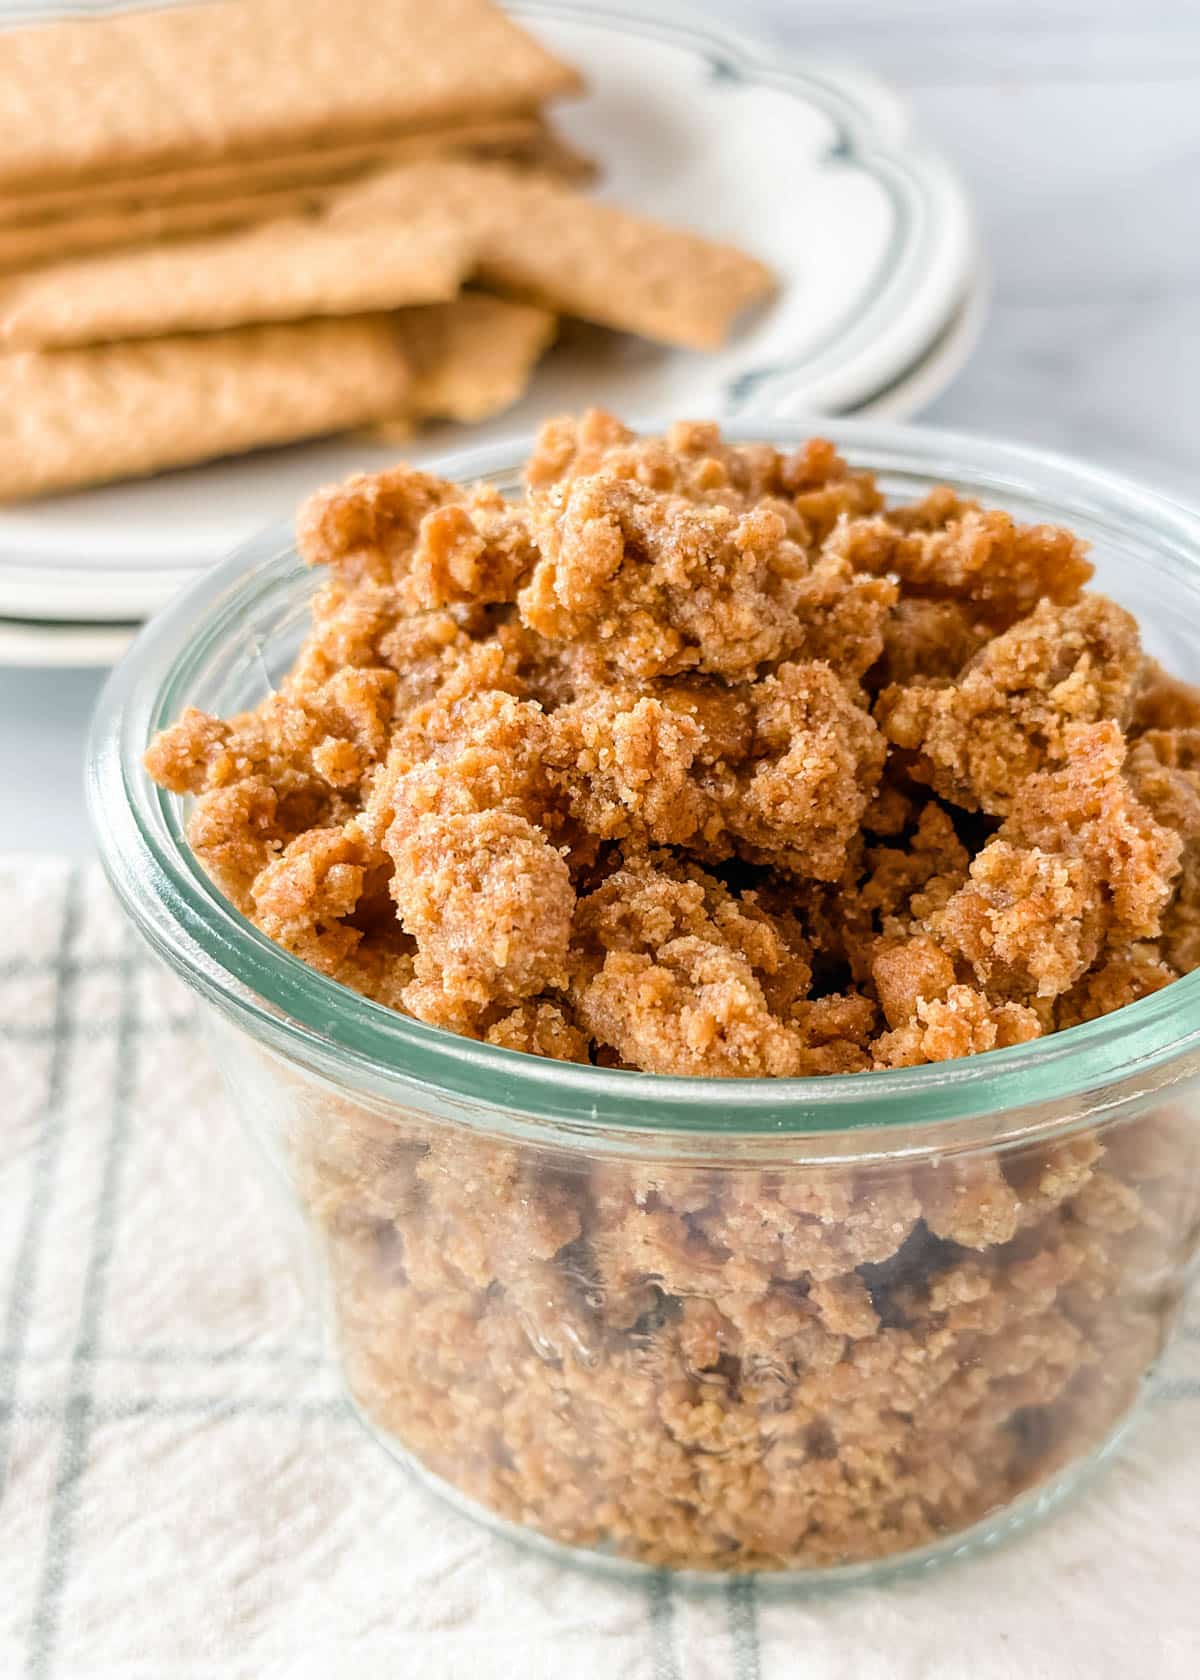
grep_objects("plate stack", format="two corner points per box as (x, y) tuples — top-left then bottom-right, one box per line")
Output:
(0, 0), (983, 667)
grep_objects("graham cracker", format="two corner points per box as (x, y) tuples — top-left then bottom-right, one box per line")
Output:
(377, 293), (558, 431)
(0, 184), (326, 276)
(507, 123), (598, 187)
(0, 216), (475, 348)
(0, 119), (547, 229)
(0, 0), (581, 193)
(330, 162), (775, 350)
(0, 317), (412, 501)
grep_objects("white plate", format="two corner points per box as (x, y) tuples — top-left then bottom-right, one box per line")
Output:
(0, 0), (975, 624)
(0, 616), (138, 667)
(0, 265), (987, 670)
(847, 264), (988, 422)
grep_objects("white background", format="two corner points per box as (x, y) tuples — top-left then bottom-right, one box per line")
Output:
(2, 0), (1199, 852)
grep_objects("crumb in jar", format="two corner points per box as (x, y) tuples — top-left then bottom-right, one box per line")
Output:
(146, 415), (1200, 1572)
(146, 410), (1199, 1073)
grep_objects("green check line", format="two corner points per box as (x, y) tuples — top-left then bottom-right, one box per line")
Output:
(0, 870), (82, 1504)
(728, 1575), (762, 1680)
(649, 1569), (681, 1680)
(27, 934), (140, 1680)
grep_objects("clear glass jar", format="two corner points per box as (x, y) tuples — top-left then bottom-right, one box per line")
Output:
(88, 421), (1200, 1583)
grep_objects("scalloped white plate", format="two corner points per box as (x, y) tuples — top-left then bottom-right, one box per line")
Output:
(0, 0), (976, 625)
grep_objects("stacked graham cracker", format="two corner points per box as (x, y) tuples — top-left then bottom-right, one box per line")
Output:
(0, 0), (774, 501)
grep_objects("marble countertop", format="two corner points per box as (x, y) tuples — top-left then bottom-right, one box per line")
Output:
(4, 0), (1199, 852)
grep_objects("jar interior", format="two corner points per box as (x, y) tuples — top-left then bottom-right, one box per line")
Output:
(226, 1013), (1200, 1576)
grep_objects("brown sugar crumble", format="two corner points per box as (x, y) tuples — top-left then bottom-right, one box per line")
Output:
(146, 412), (1200, 1570)
(147, 408), (1198, 1058)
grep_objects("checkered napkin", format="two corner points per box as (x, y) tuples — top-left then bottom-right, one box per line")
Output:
(2, 855), (1199, 1680)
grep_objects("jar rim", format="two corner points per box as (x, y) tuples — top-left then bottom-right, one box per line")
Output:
(87, 417), (1200, 1139)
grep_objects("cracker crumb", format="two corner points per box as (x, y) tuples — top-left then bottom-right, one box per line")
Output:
(146, 413), (1200, 1571)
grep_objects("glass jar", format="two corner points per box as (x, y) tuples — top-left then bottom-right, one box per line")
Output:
(88, 421), (1200, 1583)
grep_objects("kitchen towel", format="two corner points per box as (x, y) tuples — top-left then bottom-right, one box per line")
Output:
(2, 855), (1198, 1680)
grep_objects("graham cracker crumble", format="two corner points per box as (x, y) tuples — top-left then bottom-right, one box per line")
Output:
(146, 412), (1200, 1569)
